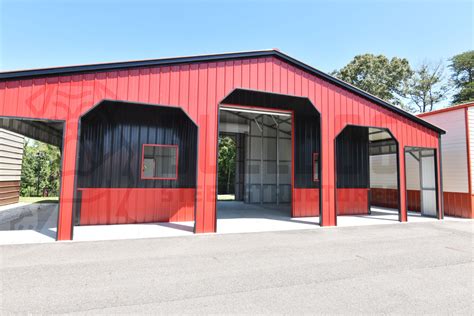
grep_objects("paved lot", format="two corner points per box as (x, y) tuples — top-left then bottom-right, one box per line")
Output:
(0, 220), (472, 314)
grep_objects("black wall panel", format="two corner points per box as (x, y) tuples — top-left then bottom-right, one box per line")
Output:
(294, 113), (320, 188)
(336, 126), (369, 188)
(78, 101), (198, 188)
(222, 88), (320, 189)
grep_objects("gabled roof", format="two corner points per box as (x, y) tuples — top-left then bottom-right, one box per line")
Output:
(0, 49), (445, 134)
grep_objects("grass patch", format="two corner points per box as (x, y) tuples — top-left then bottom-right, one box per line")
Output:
(19, 196), (59, 204)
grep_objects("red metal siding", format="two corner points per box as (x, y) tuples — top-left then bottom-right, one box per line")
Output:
(293, 188), (320, 217)
(0, 56), (442, 240)
(443, 192), (473, 218)
(78, 188), (195, 225)
(406, 190), (421, 212)
(336, 188), (369, 215)
(370, 188), (399, 209)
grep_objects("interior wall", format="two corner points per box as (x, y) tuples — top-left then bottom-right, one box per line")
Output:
(370, 154), (397, 189)
(369, 153), (399, 209)
(244, 115), (291, 204)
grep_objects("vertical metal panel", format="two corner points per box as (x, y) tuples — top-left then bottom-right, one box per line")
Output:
(78, 101), (197, 189)
(336, 126), (369, 188)
(370, 188), (399, 209)
(420, 109), (468, 193)
(79, 188), (195, 225)
(336, 188), (369, 215)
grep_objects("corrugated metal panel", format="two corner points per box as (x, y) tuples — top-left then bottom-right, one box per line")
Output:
(79, 188), (195, 225)
(0, 55), (442, 239)
(242, 113), (292, 204)
(370, 188), (398, 209)
(406, 152), (420, 190)
(0, 118), (62, 147)
(336, 126), (369, 188)
(370, 154), (397, 189)
(337, 188), (369, 215)
(443, 191), (472, 218)
(421, 108), (468, 193)
(0, 128), (24, 182)
(78, 101), (198, 189)
(468, 107), (474, 193)
(293, 188), (319, 217)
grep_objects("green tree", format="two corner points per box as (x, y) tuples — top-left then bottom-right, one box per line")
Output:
(404, 61), (449, 113)
(333, 54), (412, 106)
(20, 139), (61, 197)
(218, 136), (236, 195)
(450, 51), (474, 104)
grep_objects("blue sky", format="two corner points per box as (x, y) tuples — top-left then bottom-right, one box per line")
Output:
(0, 0), (472, 74)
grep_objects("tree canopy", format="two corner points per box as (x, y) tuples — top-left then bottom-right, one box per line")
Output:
(404, 61), (449, 113)
(450, 50), (474, 104)
(20, 139), (61, 197)
(332, 54), (412, 106)
(333, 51), (474, 113)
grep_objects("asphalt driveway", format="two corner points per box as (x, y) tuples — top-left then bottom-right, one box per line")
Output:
(0, 220), (472, 314)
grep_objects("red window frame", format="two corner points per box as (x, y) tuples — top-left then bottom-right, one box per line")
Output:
(312, 152), (319, 182)
(140, 144), (179, 180)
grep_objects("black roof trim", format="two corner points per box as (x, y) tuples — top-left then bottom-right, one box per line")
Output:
(0, 49), (445, 134)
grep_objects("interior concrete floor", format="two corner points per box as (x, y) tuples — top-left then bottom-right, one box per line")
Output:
(0, 202), (58, 244)
(0, 200), (469, 245)
(337, 206), (441, 226)
(216, 201), (318, 233)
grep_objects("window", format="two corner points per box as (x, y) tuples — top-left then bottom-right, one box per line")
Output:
(141, 144), (178, 180)
(313, 153), (319, 182)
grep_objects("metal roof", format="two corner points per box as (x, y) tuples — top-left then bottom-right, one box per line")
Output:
(0, 49), (445, 134)
(418, 101), (474, 118)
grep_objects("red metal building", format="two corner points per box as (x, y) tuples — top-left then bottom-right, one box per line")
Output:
(0, 50), (445, 241)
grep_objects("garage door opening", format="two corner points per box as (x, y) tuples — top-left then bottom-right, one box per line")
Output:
(217, 135), (238, 201)
(217, 105), (299, 233)
(0, 117), (64, 244)
(336, 126), (401, 224)
(405, 147), (439, 218)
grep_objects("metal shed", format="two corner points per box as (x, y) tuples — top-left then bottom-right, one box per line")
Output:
(418, 103), (474, 218)
(0, 50), (445, 240)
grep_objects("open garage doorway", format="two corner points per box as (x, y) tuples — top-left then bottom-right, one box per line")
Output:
(216, 105), (300, 233)
(0, 117), (64, 244)
(336, 126), (401, 225)
(405, 147), (439, 219)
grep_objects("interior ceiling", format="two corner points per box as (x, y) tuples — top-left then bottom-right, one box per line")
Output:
(0, 118), (63, 147)
(368, 127), (393, 142)
(219, 109), (292, 133)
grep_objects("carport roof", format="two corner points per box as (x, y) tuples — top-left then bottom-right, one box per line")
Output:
(0, 49), (445, 134)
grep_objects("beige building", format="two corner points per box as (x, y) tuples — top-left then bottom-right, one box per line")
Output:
(0, 129), (24, 206)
